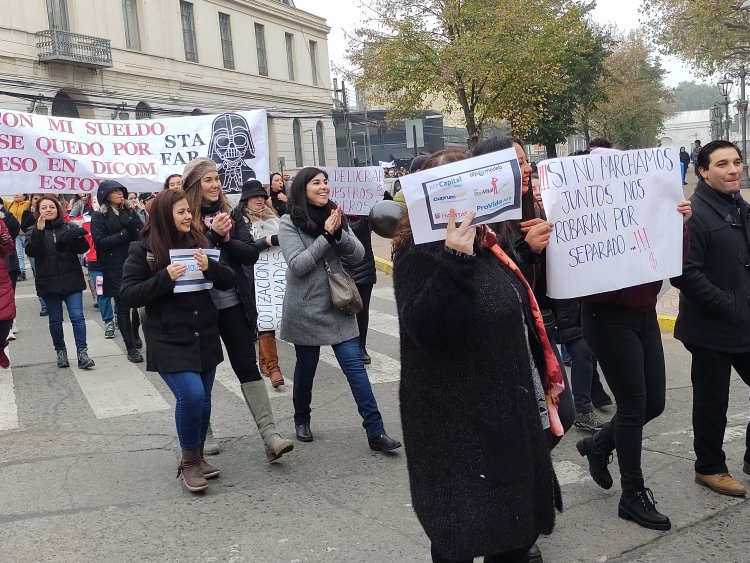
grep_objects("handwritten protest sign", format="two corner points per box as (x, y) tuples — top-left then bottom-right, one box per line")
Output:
(169, 249), (221, 293)
(324, 166), (385, 215)
(0, 108), (268, 194)
(399, 149), (522, 244)
(538, 148), (684, 299)
(254, 248), (287, 331)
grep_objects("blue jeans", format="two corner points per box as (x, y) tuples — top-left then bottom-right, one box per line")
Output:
(293, 337), (385, 438)
(160, 369), (216, 450)
(15, 236), (25, 274)
(44, 292), (87, 351)
(88, 270), (113, 322)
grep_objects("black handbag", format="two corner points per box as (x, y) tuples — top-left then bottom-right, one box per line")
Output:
(324, 257), (363, 315)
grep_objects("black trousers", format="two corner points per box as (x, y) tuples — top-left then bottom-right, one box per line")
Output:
(582, 305), (666, 492)
(0, 319), (12, 345)
(218, 303), (261, 384)
(114, 296), (135, 351)
(355, 283), (373, 348)
(685, 344), (750, 475)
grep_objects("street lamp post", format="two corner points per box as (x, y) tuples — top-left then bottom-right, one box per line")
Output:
(737, 65), (750, 188)
(718, 76), (733, 141)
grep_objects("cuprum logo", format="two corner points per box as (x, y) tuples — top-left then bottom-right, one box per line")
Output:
(207, 113), (257, 193)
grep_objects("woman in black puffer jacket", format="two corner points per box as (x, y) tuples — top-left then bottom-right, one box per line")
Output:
(342, 216), (377, 364)
(91, 180), (144, 363)
(25, 196), (94, 370)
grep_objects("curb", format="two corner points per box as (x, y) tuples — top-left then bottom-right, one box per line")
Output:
(374, 256), (393, 276)
(376, 254), (677, 334)
(657, 314), (676, 334)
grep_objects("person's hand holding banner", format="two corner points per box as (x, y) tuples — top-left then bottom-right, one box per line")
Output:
(678, 200), (692, 223)
(520, 218), (554, 253)
(445, 209), (477, 255)
(193, 249), (209, 272)
(167, 262), (187, 281)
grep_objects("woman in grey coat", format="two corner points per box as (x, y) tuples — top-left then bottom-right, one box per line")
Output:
(279, 167), (401, 452)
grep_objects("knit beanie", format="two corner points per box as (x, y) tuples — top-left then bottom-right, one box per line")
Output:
(182, 157), (218, 192)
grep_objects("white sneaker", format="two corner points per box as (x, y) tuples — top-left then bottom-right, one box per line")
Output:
(7, 332), (16, 341)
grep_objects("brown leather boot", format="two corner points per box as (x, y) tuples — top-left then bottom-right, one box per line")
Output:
(259, 332), (284, 388)
(257, 335), (270, 377)
(178, 448), (208, 492)
(695, 472), (747, 496)
(198, 444), (220, 479)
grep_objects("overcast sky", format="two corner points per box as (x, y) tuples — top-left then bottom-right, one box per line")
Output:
(293, 0), (705, 88)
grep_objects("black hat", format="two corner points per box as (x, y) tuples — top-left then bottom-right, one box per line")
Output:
(239, 179), (267, 202)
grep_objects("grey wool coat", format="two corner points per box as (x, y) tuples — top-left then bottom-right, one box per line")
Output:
(278, 214), (364, 346)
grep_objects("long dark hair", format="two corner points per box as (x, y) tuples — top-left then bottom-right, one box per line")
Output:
(142, 189), (208, 270)
(269, 172), (283, 193)
(288, 167), (345, 234)
(471, 136), (540, 251)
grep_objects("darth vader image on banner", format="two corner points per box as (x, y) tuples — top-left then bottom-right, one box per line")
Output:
(207, 113), (257, 192)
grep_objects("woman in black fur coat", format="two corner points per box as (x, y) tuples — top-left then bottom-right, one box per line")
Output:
(393, 149), (562, 563)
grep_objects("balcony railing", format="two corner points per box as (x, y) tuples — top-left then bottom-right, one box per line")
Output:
(36, 29), (112, 69)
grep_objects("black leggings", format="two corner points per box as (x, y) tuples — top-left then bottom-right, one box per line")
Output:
(582, 305), (666, 492)
(114, 296), (135, 350)
(218, 303), (261, 384)
(355, 283), (373, 348)
(0, 319), (12, 345)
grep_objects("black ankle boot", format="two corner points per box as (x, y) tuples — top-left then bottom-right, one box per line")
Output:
(576, 436), (613, 489)
(618, 488), (671, 531)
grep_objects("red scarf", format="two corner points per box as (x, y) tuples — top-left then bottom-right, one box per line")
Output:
(488, 242), (566, 437)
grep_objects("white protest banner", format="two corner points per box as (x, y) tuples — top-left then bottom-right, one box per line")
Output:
(169, 249), (221, 293)
(400, 149), (522, 244)
(323, 166), (385, 216)
(0, 108), (268, 194)
(254, 248), (287, 331)
(538, 147), (684, 299)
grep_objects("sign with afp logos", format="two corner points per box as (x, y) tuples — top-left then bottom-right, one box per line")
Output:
(399, 149), (522, 244)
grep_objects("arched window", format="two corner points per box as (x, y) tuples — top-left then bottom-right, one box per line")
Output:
(135, 102), (152, 120)
(51, 91), (79, 118)
(316, 121), (326, 166)
(293, 118), (303, 167)
(191, 108), (204, 116)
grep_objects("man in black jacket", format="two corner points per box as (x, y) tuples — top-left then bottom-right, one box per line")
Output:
(672, 140), (750, 497)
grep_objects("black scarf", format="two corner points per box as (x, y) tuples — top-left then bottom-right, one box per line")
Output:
(104, 204), (130, 234)
(201, 200), (223, 217)
(291, 202), (333, 236)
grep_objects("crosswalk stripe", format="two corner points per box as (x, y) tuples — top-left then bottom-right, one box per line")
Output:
(0, 345), (18, 431)
(371, 287), (396, 303)
(318, 347), (400, 384)
(63, 321), (170, 419)
(368, 310), (400, 339)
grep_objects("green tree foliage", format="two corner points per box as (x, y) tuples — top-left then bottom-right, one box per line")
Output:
(588, 34), (671, 150)
(673, 81), (724, 112)
(525, 24), (611, 157)
(347, 0), (600, 148)
(641, 0), (750, 74)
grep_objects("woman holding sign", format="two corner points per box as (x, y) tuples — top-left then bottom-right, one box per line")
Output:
(279, 167), (401, 452)
(232, 179), (286, 388)
(182, 159), (294, 463)
(120, 189), (235, 492)
(393, 149), (562, 563)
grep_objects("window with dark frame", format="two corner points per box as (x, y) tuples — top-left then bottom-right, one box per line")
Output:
(46, 0), (70, 30)
(293, 119), (303, 167)
(285, 33), (295, 81)
(309, 40), (318, 86)
(218, 12), (234, 70)
(122, 0), (142, 51)
(180, 1), (198, 62)
(255, 23), (268, 76)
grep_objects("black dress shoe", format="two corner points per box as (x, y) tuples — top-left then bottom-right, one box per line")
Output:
(618, 488), (671, 531)
(527, 543), (543, 563)
(361, 348), (371, 365)
(295, 423), (313, 442)
(368, 432), (402, 452)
